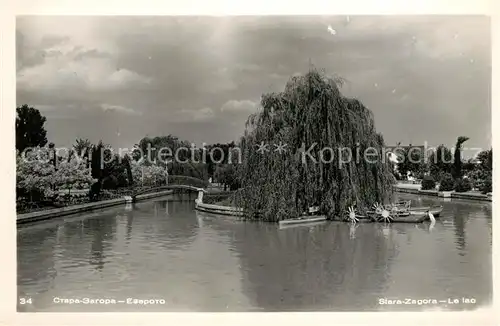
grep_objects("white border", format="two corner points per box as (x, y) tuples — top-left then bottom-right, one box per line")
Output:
(1, 1), (497, 325)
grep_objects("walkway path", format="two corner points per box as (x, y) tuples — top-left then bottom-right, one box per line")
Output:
(395, 182), (491, 202)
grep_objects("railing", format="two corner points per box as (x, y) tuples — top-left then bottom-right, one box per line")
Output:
(129, 175), (208, 198)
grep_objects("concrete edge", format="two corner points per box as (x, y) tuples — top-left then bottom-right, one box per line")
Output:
(195, 202), (244, 216)
(17, 198), (126, 224)
(17, 190), (176, 224)
(394, 186), (491, 202)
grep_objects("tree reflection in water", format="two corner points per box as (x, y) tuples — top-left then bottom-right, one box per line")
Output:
(85, 215), (117, 273)
(17, 227), (58, 301)
(201, 215), (398, 311)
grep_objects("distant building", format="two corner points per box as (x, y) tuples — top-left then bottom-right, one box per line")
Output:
(384, 145), (426, 163)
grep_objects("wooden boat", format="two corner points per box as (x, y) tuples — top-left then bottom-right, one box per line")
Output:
(349, 214), (377, 223)
(408, 205), (443, 217)
(279, 220), (327, 230)
(385, 200), (411, 210)
(279, 215), (327, 226)
(391, 213), (427, 223)
(384, 202), (443, 218)
(366, 205), (443, 223)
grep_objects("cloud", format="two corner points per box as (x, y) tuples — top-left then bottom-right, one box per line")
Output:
(179, 107), (215, 122)
(100, 103), (142, 116)
(15, 16), (491, 151)
(17, 48), (151, 92)
(220, 100), (258, 113)
(31, 104), (57, 113)
(324, 15), (489, 60)
(16, 18), (151, 93)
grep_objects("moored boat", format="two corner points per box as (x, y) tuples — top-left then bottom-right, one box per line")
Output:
(279, 215), (327, 226)
(366, 205), (442, 222)
(351, 214), (376, 223)
(391, 214), (427, 223)
(408, 205), (443, 218)
(279, 220), (327, 230)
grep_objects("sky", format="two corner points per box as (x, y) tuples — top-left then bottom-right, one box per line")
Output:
(16, 15), (491, 157)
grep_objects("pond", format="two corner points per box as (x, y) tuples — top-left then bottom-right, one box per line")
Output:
(17, 192), (492, 312)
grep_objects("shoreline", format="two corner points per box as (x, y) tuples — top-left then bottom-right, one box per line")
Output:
(394, 183), (492, 202)
(17, 183), (491, 225)
(16, 190), (175, 224)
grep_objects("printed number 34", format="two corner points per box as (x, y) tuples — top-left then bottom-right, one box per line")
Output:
(19, 298), (32, 304)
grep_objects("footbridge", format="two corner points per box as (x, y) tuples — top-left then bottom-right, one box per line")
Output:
(124, 175), (209, 202)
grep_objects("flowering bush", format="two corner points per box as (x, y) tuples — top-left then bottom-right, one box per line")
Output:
(130, 161), (167, 186)
(54, 158), (96, 192)
(16, 147), (56, 200)
(17, 147), (96, 205)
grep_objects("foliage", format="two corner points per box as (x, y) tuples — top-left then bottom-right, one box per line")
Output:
(123, 154), (134, 185)
(203, 192), (234, 205)
(454, 178), (472, 193)
(16, 104), (48, 153)
(53, 158), (96, 192)
(477, 149), (493, 171)
(87, 140), (132, 193)
(214, 164), (240, 191)
(462, 159), (476, 174)
(479, 175), (492, 194)
(452, 136), (469, 179)
(470, 148), (492, 194)
(429, 145), (453, 179)
(394, 146), (427, 178)
(438, 173), (455, 192)
(16, 147), (56, 200)
(90, 141), (104, 180)
(135, 135), (207, 179)
(73, 138), (92, 166)
(205, 141), (238, 177)
(420, 175), (436, 190)
(236, 68), (395, 221)
(130, 160), (167, 186)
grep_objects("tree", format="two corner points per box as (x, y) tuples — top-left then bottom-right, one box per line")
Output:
(469, 148), (493, 193)
(16, 146), (55, 201)
(123, 154), (134, 186)
(89, 141), (104, 201)
(16, 104), (48, 153)
(130, 160), (166, 186)
(396, 145), (426, 179)
(73, 138), (92, 167)
(53, 158), (96, 196)
(214, 164), (240, 191)
(452, 136), (469, 179)
(429, 145), (453, 179)
(135, 135), (207, 179)
(205, 141), (237, 177)
(477, 148), (493, 172)
(236, 68), (394, 221)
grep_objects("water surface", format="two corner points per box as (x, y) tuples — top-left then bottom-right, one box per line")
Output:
(17, 193), (492, 312)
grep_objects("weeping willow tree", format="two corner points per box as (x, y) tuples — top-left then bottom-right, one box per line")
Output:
(234, 68), (395, 222)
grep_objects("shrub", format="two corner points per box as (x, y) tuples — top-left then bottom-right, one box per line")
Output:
(439, 173), (455, 191)
(479, 176), (492, 194)
(421, 175), (436, 190)
(102, 175), (119, 189)
(415, 171), (426, 180)
(454, 178), (472, 193)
